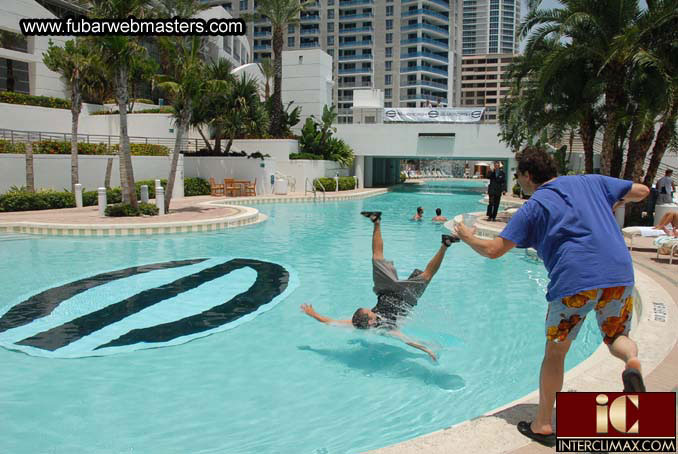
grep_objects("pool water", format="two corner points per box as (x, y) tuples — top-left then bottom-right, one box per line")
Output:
(0, 181), (602, 454)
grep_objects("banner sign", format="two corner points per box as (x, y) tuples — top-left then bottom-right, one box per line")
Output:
(383, 107), (485, 123)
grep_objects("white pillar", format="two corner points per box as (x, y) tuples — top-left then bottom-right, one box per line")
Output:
(354, 155), (364, 189)
(364, 156), (373, 188)
(140, 185), (149, 204)
(172, 154), (185, 199)
(156, 186), (165, 215)
(335, 174), (339, 192)
(74, 183), (83, 208)
(97, 187), (107, 217)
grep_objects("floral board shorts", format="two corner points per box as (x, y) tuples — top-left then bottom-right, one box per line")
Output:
(545, 286), (634, 344)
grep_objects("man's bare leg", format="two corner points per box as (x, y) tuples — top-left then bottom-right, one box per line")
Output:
(372, 219), (384, 261)
(532, 339), (571, 436)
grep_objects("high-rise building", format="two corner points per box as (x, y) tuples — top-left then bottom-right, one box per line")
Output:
(223, 0), (463, 123)
(462, 0), (520, 56)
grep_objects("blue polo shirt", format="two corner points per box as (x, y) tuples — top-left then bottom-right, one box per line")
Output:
(500, 175), (634, 301)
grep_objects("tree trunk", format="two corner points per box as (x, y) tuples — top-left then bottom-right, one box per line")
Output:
(104, 157), (113, 189)
(165, 111), (190, 210)
(116, 65), (138, 208)
(214, 135), (222, 154)
(225, 138), (234, 154)
(643, 104), (677, 188)
(265, 78), (270, 99)
(270, 26), (284, 138)
(197, 127), (213, 153)
(610, 121), (629, 178)
(70, 80), (82, 193)
(25, 139), (34, 193)
(600, 66), (626, 175)
(623, 120), (655, 182)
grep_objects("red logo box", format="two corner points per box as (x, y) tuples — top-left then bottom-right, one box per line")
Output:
(556, 392), (676, 453)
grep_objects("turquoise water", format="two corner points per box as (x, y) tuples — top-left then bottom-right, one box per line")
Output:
(0, 181), (602, 454)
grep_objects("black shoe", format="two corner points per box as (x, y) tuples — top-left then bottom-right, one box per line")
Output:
(442, 234), (459, 247)
(622, 368), (646, 392)
(360, 211), (381, 223)
(517, 421), (556, 448)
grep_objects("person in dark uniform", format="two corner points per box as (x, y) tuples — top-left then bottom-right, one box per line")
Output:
(486, 161), (507, 221)
(300, 211), (458, 362)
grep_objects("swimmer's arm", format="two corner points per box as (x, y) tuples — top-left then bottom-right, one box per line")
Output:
(300, 303), (352, 326)
(388, 330), (437, 362)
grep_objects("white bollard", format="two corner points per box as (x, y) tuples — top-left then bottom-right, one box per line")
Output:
(97, 187), (107, 217)
(140, 185), (149, 204)
(154, 179), (161, 189)
(335, 174), (339, 193)
(156, 186), (165, 215)
(354, 176), (358, 190)
(74, 183), (83, 208)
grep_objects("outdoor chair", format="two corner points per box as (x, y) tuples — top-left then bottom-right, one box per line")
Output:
(209, 177), (224, 196)
(244, 178), (256, 197)
(622, 226), (666, 251)
(655, 236), (678, 265)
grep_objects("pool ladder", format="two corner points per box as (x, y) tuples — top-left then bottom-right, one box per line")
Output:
(305, 177), (326, 202)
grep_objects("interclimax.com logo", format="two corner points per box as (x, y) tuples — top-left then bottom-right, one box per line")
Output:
(556, 392), (677, 452)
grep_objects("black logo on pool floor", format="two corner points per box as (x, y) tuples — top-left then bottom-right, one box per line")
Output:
(0, 258), (291, 356)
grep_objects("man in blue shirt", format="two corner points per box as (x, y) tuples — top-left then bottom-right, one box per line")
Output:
(454, 147), (650, 447)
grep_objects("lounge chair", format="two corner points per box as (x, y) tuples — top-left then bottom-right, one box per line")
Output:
(654, 236), (678, 264)
(622, 226), (667, 251)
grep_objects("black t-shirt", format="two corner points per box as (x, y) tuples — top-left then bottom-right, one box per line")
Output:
(372, 292), (413, 330)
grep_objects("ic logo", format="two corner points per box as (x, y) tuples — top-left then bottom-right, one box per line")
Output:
(385, 109), (396, 118)
(596, 394), (639, 434)
(428, 110), (439, 118)
(471, 110), (483, 119)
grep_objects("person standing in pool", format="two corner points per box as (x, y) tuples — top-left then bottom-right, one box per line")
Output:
(301, 211), (459, 362)
(432, 208), (448, 222)
(453, 147), (650, 447)
(412, 206), (424, 221)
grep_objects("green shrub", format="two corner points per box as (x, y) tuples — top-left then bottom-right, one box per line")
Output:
(0, 140), (26, 153)
(122, 143), (170, 156)
(0, 188), (75, 212)
(400, 172), (407, 183)
(82, 187), (122, 206)
(92, 106), (174, 115)
(313, 177), (356, 191)
(184, 177), (211, 196)
(0, 91), (70, 109)
(290, 152), (322, 160)
(338, 176), (356, 190)
(105, 202), (159, 217)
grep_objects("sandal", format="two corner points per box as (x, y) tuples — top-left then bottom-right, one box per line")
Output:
(622, 368), (646, 392)
(360, 211), (382, 223)
(442, 234), (460, 247)
(517, 421), (556, 447)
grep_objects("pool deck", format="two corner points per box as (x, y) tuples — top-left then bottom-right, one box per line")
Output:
(372, 212), (678, 454)
(0, 188), (387, 236)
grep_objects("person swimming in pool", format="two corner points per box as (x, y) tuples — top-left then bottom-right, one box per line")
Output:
(301, 211), (459, 362)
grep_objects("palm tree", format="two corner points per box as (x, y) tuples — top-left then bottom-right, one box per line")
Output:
(43, 38), (104, 193)
(243, 0), (311, 137)
(257, 58), (275, 99)
(89, 0), (153, 208)
(156, 36), (209, 210)
(219, 73), (270, 153)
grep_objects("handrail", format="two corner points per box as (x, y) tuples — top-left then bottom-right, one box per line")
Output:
(312, 177), (326, 202)
(304, 177), (316, 199)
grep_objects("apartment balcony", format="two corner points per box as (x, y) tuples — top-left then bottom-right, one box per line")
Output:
(337, 95), (354, 101)
(338, 13), (374, 21)
(400, 79), (448, 90)
(400, 51), (448, 63)
(337, 108), (353, 115)
(338, 0), (374, 7)
(402, 93), (447, 103)
(400, 23), (449, 37)
(339, 39), (373, 48)
(300, 41), (321, 48)
(338, 80), (373, 88)
(401, 9), (449, 23)
(338, 67), (373, 75)
(305, 1), (321, 8)
(400, 65), (448, 76)
(338, 53), (374, 61)
(339, 26), (373, 34)
(300, 14), (321, 22)
(401, 0), (450, 9)
(300, 28), (320, 35)
(254, 44), (271, 50)
(400, 37), (448, 50)
(254, 30), (271, 37)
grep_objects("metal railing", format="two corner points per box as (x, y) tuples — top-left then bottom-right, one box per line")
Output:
(313, 177), (327, 201)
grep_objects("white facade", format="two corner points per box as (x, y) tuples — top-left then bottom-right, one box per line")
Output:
(0, 0), (68, 98)
(195, 6), (251, 68)
(281, 49), (333, 129)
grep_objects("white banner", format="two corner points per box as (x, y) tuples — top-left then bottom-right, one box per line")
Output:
(383, 107), (485, 123)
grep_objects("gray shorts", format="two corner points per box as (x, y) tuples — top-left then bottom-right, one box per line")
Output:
(372, 259), (429, 305)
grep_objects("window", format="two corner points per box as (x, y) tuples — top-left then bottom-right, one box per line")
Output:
(288, 24), (295, 33)
(384, 74), (392, 85)
(327, 36), (334, 46)
(328, 0), (334, 4)
(328, 10), (334, 19)
(327, 23), (334, 32)
(385, 101), (392, 107)
(385, 47), (392, 57)
(328, 49), (334, 57)
(386, 5), (393, 16)
(288, 36), (295, 47)
(385, 33), (392, 44)
(386, 19), (393, 30)
(385, 60), (392, 71)
(385, 88), (392, 98)
(239, 0), (247, 9)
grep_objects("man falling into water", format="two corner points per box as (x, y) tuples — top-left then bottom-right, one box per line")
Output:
(301, 211), (458, 362)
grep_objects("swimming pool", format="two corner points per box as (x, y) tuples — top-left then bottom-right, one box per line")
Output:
(0, 181), (602, 453)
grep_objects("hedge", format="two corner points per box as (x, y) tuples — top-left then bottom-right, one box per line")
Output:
(0, 140), (169, 156)
(92, 106), (174, 115)
(105, 202), (158, 217)
(0, 91), (70, 109)
(0, 177), (210, 212)
(104, 98), (155, 105)
(313, 176), (356, 191)
(290, 152), (323, 160)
